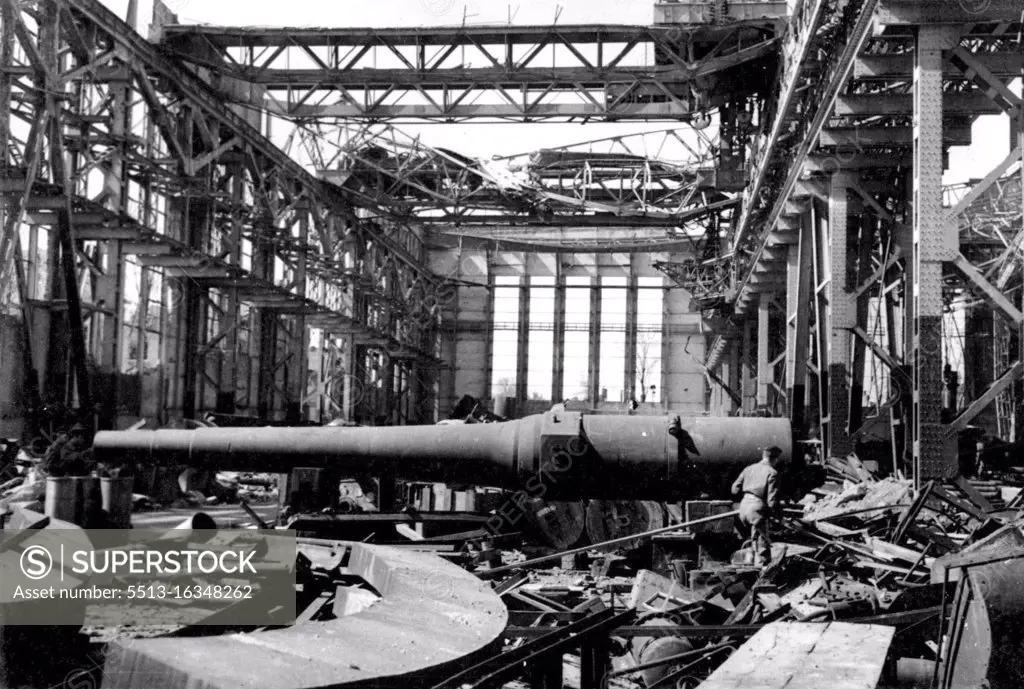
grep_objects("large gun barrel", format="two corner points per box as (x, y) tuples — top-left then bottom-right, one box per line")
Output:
(93, 411), (792, 500)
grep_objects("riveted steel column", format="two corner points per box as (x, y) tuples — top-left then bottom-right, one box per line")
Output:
(849, 213), (876, 435)
(893, 199), (914, 469)
(811, 198), (830, 445)
(287, 206), (311, 422)
(741, 318), (754, 415)
(786, 211), (813, 434)
(828, 172), (854, 458)
(913, 26), (960, 483)
(219, 162), (244, 414)
(757, 298), (770, 409)
(1017, 68), (1024, 440)
(96, 77), (129, 422)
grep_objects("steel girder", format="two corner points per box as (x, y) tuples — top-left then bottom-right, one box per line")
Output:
(709, 3), (1023, 363)
(158, 23), (779, 122)
(296, 120), (733, 228)
(732, 0), (881, 312)
(712, 9), (1020, 492)
(154, 14), (764, 250)
(0, 0), (444, 424)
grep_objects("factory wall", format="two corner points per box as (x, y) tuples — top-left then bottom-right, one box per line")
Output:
(432, 249), (491, 416)
(430, 248), (709, 418)
(663, 287), (708, 415)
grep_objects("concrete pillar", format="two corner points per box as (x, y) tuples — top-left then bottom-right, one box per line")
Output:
(516, 278), (530, 403)
(588, 280), (601, 404)
(624, 275), (639, 403)
(662, 284), (705, 414)
(552, 269), (566, 402)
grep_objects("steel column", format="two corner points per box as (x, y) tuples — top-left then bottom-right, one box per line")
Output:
(849, 213), (876, 435)
(757, 298), (770, 409)
(811, 198), (831, 444)
(217, 163), (246, 414)
(913, 26), (960, 483)
(290, 208), (311, 422)
(786, 211), (813, 434)
(828, 172), (854, 458)
(741, 319), (754, 415)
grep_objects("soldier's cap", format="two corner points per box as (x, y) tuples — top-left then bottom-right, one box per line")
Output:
(69, 423), (89, 435)
(764, 446), (783, 457)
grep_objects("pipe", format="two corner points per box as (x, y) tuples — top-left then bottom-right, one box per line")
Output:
(94, 411), (792, 502)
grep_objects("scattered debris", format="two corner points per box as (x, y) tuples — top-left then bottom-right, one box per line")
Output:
(479, 454), (1024, 687)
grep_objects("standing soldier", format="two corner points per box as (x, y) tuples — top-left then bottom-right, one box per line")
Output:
(731, 445), (782, 567)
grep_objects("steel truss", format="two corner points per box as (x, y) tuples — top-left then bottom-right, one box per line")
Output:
(153, 10), (771, 256)
(0, 0), (442, 429)
(701, 0), (1024, 486)
(287, 120), (739, 251)
(158, 22), (779, 122)
(301, 121), (725, 215)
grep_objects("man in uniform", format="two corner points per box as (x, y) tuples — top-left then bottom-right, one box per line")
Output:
(731, 445), (782, 566)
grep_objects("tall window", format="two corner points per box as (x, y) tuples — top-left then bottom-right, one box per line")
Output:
(563, 277), (591, 401)
(637, 277), (664, 404)
(600, 277), (627, 403)
(528, 277), (555, 400)
(490, 276), (520, 397)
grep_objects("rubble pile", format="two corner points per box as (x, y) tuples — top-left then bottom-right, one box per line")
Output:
(482, 457), (1024, 687)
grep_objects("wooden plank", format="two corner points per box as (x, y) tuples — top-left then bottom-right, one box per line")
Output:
(953, 476), (995, 513)
(697, 621), (894, 689)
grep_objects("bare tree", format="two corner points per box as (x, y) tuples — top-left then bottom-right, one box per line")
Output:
(563, 375), (589, 402)
(494, 377), (516, 397)
(635, 331), (659, 403)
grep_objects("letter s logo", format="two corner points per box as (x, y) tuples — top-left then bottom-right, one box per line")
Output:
(21, 545), (53, 580)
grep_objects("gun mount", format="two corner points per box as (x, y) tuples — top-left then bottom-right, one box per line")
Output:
(94, 411), (792, 501)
